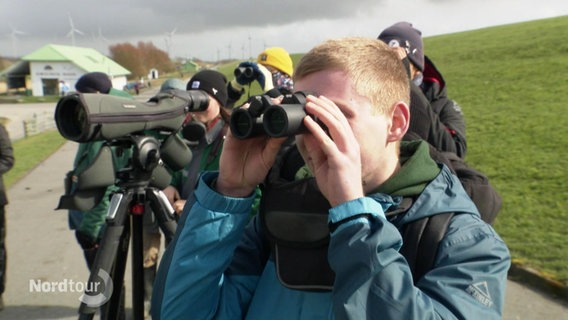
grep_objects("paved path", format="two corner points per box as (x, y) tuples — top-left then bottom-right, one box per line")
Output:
(0, 97), (567, 319)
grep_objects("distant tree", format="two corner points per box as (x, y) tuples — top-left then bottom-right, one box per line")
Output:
(109, 43), (144, 79)
(0, 57), (16, 72)
(138, 41), (175, 75)
(109, 41), (175, 79)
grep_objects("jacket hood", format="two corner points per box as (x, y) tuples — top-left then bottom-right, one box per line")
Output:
(395, 164), (480, 226)
(377, 140), (440, 197)
(421, 55), (448, 102)
(373, 140), (479, 225)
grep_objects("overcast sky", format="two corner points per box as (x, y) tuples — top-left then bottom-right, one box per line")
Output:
(1, 0), (567, 61)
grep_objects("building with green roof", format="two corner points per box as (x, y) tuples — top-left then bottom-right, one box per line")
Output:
(0, 44), (130, 96)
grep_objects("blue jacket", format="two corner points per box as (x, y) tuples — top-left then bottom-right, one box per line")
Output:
(152, 152), (510, 319)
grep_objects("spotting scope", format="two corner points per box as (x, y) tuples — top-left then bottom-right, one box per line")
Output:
(54, 89), (209, 143)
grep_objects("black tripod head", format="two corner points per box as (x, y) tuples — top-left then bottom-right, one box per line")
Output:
(56, 132), (192, 212)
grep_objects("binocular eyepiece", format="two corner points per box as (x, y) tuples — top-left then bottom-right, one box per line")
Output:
(234, 66), (256, 81)
(230, 91), (318, 139)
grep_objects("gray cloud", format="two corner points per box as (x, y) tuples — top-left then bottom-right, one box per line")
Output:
(1, 0), (376, 40)
(1, 0), (567, 60)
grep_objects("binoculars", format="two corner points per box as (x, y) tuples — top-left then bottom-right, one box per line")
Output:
(230, 92), (317, 139)
(234, 66), (256, 82)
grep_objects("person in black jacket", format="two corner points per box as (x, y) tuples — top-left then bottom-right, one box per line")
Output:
(421, 55), (467, 157)
(0, 123), (14, 311)
(378, 21), (467, 158)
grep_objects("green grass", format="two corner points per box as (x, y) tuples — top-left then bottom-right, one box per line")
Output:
(4, 130), (66, 188)
(423, 16), (568, 284)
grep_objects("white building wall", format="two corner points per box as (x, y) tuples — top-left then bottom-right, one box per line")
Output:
(29, 61), (129, 96)
(111, 76), (128, 91)
(29, 61), (84, 96)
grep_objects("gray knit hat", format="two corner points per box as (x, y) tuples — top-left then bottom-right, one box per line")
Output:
(378, 22), (424, 71)
(160, 78), (186, 92)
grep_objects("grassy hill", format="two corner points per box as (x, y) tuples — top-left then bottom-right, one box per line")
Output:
(423, 16), (568, 284)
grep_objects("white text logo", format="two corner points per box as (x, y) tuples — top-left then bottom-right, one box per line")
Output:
(29, 269), (113, 308)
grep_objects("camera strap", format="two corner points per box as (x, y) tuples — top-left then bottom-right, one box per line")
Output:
(202, 118), (227, 169)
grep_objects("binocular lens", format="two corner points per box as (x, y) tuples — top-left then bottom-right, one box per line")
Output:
(230, 108), (255, 139)
(229, 92), (312, 139)
(263, 104), (308, 138)
(263, 107), (288, 137)
(234, 67), (254, 78)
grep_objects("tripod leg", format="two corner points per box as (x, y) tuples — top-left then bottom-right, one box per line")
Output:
(131, 209), (145, 320)
(146, 188), (177, 245)
(104, 220), (129, 320)
(78, 191), (132, 319)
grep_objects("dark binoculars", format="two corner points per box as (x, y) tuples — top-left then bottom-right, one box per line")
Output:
(230, 91), (317, 139)
(234, 66), (255, 80)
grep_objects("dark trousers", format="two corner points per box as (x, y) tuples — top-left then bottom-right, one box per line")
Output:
(0, 206), (6, 294)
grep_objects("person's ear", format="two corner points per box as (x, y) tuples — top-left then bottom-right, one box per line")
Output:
(387, 101), (410, 142)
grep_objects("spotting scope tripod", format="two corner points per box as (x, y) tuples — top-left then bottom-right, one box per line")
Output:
(77, 135), (180, 320)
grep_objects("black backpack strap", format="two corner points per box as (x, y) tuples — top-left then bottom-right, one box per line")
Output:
(400, 212), (455, 284)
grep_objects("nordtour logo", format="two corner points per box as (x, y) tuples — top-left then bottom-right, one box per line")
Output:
(29, 268), (114, 308)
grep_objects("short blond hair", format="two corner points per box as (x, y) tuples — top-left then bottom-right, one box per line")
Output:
(294, 37), (410, 115)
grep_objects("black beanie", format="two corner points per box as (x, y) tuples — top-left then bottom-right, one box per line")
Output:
(378, 22), (424, 72)
(186, 70), (228, 106)
(75, 72), (112, 94)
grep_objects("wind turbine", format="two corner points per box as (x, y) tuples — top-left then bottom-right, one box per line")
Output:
(92, 26), (110, 52)
(92, 26), (109, 43)
(66, 14), (84, 46)
(97, 26), (109, 43)
(8, 24), (27, 57)
(164, 27), (177, 57)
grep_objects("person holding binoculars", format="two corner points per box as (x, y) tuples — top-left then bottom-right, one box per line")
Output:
(163, 70), (231, 216)
(151, 37), (509, 319)
(227, 47), (295, 108)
